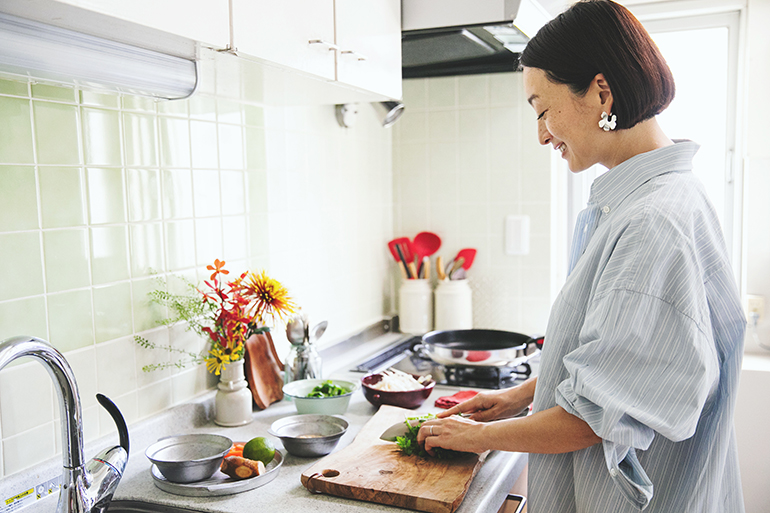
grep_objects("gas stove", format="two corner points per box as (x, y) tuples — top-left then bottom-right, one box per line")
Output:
(351, 336), (537, 390)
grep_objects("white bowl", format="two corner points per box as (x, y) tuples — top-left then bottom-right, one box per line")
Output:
(282, 379), (358, 415)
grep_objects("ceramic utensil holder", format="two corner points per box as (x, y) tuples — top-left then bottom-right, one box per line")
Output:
(434, 279), (473, 330)
(398, 279), (433, 334)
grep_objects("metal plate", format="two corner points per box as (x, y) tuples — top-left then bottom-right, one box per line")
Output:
(150, 451), (283, 497)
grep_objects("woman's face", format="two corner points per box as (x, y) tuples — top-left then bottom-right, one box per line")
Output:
(522, 67), (608, 172)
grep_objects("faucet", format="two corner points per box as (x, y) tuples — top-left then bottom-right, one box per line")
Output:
(0, 336), (129, 513)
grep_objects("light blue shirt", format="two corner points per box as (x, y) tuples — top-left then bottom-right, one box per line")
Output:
(529, 141), (746, 512)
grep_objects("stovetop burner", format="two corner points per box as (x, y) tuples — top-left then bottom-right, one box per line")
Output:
(352, 336), (537, 390)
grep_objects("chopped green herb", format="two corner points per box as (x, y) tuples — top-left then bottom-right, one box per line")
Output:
(394, 414), (465, 459)
(307, 380), (350, 398)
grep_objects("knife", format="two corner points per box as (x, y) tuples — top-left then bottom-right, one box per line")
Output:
(380, 417), (423, 442)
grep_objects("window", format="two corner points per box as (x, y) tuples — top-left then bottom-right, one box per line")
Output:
(559, 5), (743, 287)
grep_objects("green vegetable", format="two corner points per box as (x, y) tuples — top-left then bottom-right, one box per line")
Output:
(394, 414), (465, 459)
(307, 380), (350, 398)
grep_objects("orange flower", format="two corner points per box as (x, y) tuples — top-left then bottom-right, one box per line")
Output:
(207, 259), (229, 281)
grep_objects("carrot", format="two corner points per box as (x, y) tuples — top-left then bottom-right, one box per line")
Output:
(225, 443), (245, 458)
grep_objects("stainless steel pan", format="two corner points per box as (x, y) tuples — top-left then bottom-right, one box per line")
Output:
(418, 329), (543, 368)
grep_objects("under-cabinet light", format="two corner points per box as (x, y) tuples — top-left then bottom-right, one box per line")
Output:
(0, 12), (197, 99)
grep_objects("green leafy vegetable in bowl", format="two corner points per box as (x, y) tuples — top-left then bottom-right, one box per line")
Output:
(307, 380), (350, 398)
(395, 414), (465, 459)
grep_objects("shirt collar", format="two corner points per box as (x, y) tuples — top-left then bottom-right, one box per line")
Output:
(588, 140), (700, 213)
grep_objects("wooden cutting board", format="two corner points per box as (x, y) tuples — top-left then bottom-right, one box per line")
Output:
(300, 405), (487, 513)
(243, 332), (284, 409)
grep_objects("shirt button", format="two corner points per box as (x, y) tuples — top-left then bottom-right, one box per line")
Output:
(609, 468), (618, 477)
(602, 205), (611, 214)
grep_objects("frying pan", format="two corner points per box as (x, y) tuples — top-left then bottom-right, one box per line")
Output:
(418, 329), (543, 367)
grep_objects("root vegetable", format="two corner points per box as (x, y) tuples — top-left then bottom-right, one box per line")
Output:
(220, 455), (265, 480)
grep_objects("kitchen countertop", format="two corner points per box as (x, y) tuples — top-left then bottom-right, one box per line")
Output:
(3, 331), (527, 513)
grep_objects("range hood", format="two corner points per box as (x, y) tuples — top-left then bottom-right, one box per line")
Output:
(401, 0), (552, 78)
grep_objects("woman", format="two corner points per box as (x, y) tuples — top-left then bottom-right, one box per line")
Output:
(416, 1), (746, 512)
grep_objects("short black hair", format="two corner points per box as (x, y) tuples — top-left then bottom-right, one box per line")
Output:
(519, 0), (675, 129)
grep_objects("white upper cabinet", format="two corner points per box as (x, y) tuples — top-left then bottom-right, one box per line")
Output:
(1, 0), (401, 102)
(231, 0), (402, 100)
(231, 0), (337, 81)
(0, 0), (230, 58)
(49, 0), (230, 49)
(335, 0), (401, 100)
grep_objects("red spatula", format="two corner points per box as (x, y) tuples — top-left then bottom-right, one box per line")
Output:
(387, 237), (411, 263)
(412, 232), (441, 277)
(455, 248), (477, 270)
(413, 232), (441, 259)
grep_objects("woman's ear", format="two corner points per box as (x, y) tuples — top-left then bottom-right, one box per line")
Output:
(593, 73), (613, 110)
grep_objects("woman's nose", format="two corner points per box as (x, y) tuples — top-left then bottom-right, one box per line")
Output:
(538, 123), (551, 146)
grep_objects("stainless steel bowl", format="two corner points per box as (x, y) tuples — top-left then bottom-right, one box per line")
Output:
(145, 434), (233, 483)
(268, 414), (348, 458)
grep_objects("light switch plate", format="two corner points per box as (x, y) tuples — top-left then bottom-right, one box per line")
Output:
(505, 215), (530, 255)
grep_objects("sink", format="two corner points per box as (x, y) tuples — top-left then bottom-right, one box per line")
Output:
(107, 501), (204, 513)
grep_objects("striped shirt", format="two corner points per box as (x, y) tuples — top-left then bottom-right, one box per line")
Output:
(529, 141), (746, 512)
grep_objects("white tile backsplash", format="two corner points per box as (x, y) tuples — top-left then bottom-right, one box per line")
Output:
(394, 73), (554, 335)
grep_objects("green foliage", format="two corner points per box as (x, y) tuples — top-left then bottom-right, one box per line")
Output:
(394, 414), (465, 459)
(306, 380), (350, 398)
(133, 334), (207, 372)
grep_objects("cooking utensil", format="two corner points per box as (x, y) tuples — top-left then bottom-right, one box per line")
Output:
(301, 405), (485, 512)
(413, 232), (441, 276)
(379, 417), (422, 442)
(447, 257), (465, 279)
(455, 248), (477, 270)
(361, 372), (435, 409)
(269, 414), (349, 458)
(407, 261), (418, 280)
(387, 237), (409, 263)
(286, 316), (305, 345)
(145, 434), (233, 484)
(311, 321), (328, 342)
(395, 243), (413, 279)
(436, 256), (446, 280)
(413, 232), (441, 258)
(388, 237), (414, 265)
(419, 329), (544, 368)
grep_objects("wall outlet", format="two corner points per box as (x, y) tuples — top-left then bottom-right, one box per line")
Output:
(745, 294), (765, 323)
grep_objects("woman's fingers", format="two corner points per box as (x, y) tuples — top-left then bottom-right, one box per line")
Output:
(417, 417), (486, 454)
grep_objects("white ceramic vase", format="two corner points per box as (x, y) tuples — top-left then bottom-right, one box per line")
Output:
(214, 359), (253, 426)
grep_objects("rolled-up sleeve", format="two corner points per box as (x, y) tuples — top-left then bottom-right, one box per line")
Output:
(555, 288), (719, 448)
(554, 288), (720, 510)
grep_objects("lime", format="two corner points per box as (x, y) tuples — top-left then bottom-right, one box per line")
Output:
(242, 436), (276, 465)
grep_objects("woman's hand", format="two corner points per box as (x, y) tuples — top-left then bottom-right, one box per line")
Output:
(437, 377), (537, 422)
(416, 416), (488, 455)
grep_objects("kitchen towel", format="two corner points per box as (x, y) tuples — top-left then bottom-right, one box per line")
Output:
(434, 390), (478, 409)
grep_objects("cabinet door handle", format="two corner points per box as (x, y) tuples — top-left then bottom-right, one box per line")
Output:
(340, 50), (367, 61)
(308, 39), (340, 51)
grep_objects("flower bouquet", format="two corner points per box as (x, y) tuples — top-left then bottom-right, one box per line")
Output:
(136, 259), (296, 375)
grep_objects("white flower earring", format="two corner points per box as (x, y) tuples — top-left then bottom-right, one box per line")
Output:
(599, 111), (617, 131)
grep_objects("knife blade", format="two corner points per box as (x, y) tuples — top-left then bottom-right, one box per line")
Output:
(379, 417), (423, 442)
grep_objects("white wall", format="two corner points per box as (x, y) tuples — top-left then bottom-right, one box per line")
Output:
(0, 55), (393, 478)
(736, 1), (770, 511)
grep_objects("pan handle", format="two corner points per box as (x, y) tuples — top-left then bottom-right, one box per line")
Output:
(528, 335), (544, 350)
